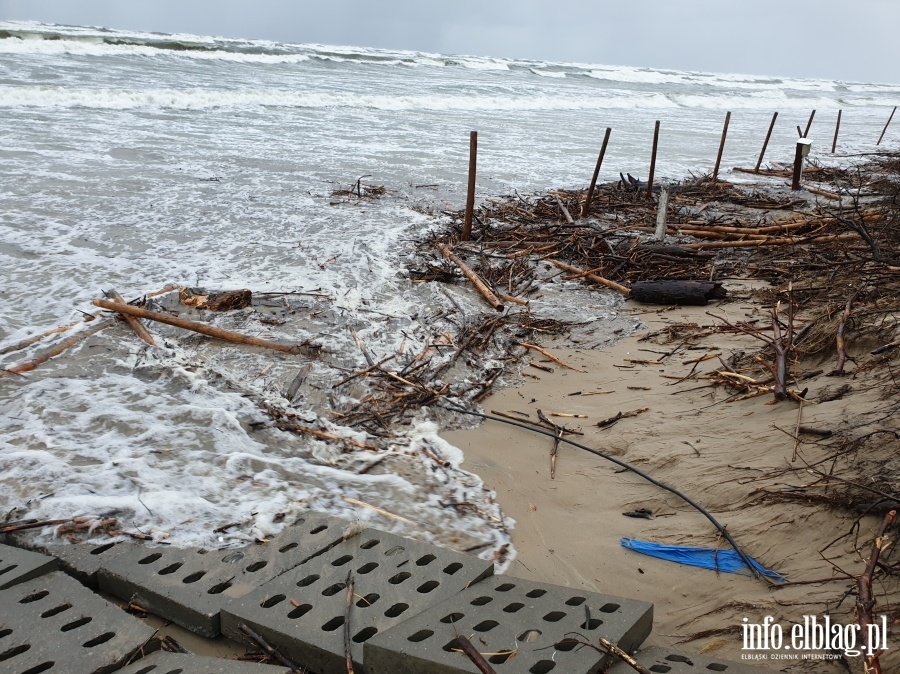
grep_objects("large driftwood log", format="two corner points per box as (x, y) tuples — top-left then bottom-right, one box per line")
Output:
(179, 287), (253, 311)
(629, 280), (726, 306)
(92, 298), (314, 355)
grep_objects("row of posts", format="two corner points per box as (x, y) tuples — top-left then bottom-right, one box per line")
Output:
(460, 105), (898, 241)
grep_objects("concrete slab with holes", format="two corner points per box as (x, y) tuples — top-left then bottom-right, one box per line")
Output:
(97, 515), (350, 637)
(5, 537), (134, 588)
(115, 651), (292, 674)
(606, 646), (771, 673)
(363, 574), (653, 674)
(0, 570), (156, 674)
(0, 541), (59, 589)
(219, 529), (495, 674)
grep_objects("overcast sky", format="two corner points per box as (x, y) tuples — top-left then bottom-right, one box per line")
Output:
(2, 0), (898, 83)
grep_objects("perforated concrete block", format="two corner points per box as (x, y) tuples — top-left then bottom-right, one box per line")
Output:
(0, 541), (58, 589)
(115, 651), (291, 674)
(97, 515), (349, 637)
(0, 571), (155, 674)
(606, 646), (771, 673)
(363, 574), (653, 674)
(6, 536), (134, 587)
(220, 530), (495, 674)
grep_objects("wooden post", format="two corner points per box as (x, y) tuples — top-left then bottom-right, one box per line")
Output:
(712, 111), (731, 183)
(832, 109), (842, 153)
(755, 112), (778, 173)
(581, 127), (611, 217)
(462, 131), (477, 241)
(654, 184), (670, 241)
(877, 106), (897, 145)
(646, 120), (660, 200)
(791, 141), (804, 191)
(803, 109), (815, 137)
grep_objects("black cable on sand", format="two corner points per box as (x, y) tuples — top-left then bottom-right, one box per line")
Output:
(442, 403), (772, 583)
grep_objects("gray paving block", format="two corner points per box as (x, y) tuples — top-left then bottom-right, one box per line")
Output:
(606, 646), (771, 673)
(5, 536), (134, 587)
(98, 514), (350, 637)
(220, 530), (495, 674)
(363, 574), (653, 674)
(0, 570), (156, 674)
(0, 541), (59, 589)
(115, 651), (291, 674)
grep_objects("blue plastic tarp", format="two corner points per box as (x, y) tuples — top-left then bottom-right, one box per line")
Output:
(621, 537), (785, 582)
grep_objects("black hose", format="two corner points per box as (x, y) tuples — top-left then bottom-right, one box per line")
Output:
(441, 403), (768, 582)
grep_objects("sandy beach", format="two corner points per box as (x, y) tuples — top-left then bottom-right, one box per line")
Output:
(445, 285), (899, 672)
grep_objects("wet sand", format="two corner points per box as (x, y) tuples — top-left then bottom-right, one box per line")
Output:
(444, 287), (893, 672)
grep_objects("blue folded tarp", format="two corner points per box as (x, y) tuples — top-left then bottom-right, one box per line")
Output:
(621, 537), (785, 582)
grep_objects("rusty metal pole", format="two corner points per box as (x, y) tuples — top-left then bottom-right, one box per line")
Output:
(755, 111), (778, 173)
(462, 131), (477, 241)
(712, 111), (731, 183)
(832, 110), (842, 153)
(646, 120), (660, 200)
(877, 106), (897, 145)
(581, 127), (612, 217)
(803, 109), (816, 137)
(791, 141), (804, 191)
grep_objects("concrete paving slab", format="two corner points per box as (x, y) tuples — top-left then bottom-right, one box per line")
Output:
(0, 541), (59, 589)
(605, 646), (771, 673)
(363, 574), (653, 674)
(115, 651), (291, 674)
(0, 570), (155, 674)
(98, 514), (350, 637)
(5, 536), (134, 587)
(220, 529), (495, 674)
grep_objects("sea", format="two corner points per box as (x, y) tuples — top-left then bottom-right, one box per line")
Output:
(1, 21), (897, 565)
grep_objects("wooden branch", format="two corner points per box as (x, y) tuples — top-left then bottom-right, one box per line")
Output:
(598, 637), (653, 674)
(597, 407), (649, 429)
(554, 195), (574, 224)
(549, 259), (631, 297)
(92, 298), (311, 355)
(238, 623), (303, 673)
(832, 293), (858, 375)
(435, 242), (504, 311)
(344, 572), (355, 674)
(0, 320), (81, 356)
(1, 319), (116, 378)
(857, 510), (895, 674)
(451, 637), (498, 674)
(107, 289), (156, 346)
(679, 232), (860, 250)
(517, 342), (586, 372)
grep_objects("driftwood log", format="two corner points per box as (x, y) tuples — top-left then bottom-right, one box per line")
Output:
(92, 298), (314, 355)
(629, 281), (726, 306)
(435, 242), (504, 311)
(179, 287), (252, 311)
(108, 289), (156, 346)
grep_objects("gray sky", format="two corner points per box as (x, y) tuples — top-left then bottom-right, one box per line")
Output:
(2, 0), (898, 83)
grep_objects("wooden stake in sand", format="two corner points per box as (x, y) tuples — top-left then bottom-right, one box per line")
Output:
(646, 120), (660, 200)
(802, 109), (816, 138)
(877, 106), (897, 145)
(712, 111), (731, 183)
(435, 242), (504, 311)
(92, 298), (312, 354)
(107, 289), (156, 346)
(755, 111), (778, 173)
(832, 109), (842, 153)
(581, 127), (611, 217)
(462, 131), (478, 241)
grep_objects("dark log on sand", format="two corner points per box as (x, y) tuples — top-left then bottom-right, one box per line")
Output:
(630, 281), (727, 306)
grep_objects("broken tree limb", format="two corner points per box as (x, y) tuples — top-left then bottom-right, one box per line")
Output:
(518, 342), (586, 373)
(0, 320), (82, 356)
(679, 231), (860, 250)
(108, 289), (156, 346)
(435, 242), (504, 311)
(450, 637), (498, 674)
(857, 510), (895, 674)
(832, 292), (858, 375)
(549, 259), (631, 297)
(92, 298), (314, 355)
(597, 408), (649, 429)
(598, 637), (653, 674)
(1, 319), (116, 378)
(629, 280), (727, 306)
